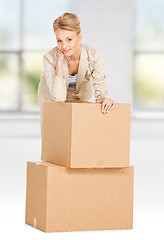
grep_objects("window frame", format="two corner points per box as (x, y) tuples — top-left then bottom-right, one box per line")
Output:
(132, 0), (164, 119)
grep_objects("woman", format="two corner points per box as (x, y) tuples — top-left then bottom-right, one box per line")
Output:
(38, 12), (115, 117)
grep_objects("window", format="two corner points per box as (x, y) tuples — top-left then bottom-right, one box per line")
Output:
(133, 0), (164, 116)
(0, 0), (72, 113)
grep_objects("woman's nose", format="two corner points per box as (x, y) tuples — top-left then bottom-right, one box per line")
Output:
(62, 42), (68, 49)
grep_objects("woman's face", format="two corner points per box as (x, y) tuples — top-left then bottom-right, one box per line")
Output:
(55, 28), (82, 57)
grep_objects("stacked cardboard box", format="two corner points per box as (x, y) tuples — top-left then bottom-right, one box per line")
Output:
(25, 101), (134, 232)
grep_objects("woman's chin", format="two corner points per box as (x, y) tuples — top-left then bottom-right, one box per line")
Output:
(64, 51), (71, 55)
(65, 53), (72, 58)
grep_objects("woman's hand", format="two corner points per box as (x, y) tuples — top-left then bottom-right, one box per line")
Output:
(96, 98), (115, 114)
(55, 50), (71, 78)
(56, 49), (70, 65)
(56, 50), (65, 65)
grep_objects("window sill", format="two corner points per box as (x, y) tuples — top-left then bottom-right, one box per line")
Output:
(0, 113), (40, 120)
(131, 110), (164, 119)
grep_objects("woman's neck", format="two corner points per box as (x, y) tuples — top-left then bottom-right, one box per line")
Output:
(69, 45), (81, 61)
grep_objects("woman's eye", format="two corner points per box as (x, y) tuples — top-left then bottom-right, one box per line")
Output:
(57, 39), (72, 43)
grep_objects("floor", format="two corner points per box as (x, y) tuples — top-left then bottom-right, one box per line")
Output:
(0, 131), (164, 239)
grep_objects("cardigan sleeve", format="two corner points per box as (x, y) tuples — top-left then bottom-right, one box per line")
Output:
(42, 56), (67, 102)
(92, 50), (110, 101)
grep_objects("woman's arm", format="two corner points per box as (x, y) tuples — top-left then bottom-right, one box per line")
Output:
(42, 53), (67, 102)
(92, 50), (115, 113)
(92, 50), (110, 102)
(55, 62), (64, 78)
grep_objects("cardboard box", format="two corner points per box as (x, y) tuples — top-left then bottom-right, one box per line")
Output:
(25, 161), (134, 232)
(41, 101), (131, 168)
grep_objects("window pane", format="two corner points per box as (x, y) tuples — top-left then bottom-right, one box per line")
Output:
(0, 54), (20, 110)
(22, 52), (43, 111)
(0, 0), (20, 50)
(133, 54), (164, 111)
(135, 0), (164, 51)
(24, 0), (72, 50)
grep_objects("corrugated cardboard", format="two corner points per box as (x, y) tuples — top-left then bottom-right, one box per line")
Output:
(25, 161), (134, 232)
(41, 101), (131, 168)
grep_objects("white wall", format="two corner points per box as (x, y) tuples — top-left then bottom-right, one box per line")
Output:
(72, 0), (133, 103)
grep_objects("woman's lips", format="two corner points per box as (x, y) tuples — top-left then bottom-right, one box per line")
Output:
(63, 49), (71, 52)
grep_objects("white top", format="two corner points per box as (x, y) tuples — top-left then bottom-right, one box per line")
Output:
(68, 73), (77, 93)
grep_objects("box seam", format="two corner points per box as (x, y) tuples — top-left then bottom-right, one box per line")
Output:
(41, 101), (45, 161)
(69, 104), (73, 168)
(45, 166), (49, 232)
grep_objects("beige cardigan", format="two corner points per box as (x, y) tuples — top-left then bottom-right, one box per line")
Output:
(38, 43), (110, 116)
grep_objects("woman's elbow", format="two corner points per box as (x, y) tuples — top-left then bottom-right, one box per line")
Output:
(50, 88), (66, 102)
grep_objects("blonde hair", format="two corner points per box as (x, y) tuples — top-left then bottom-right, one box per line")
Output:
(53, 12), (81, 35)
